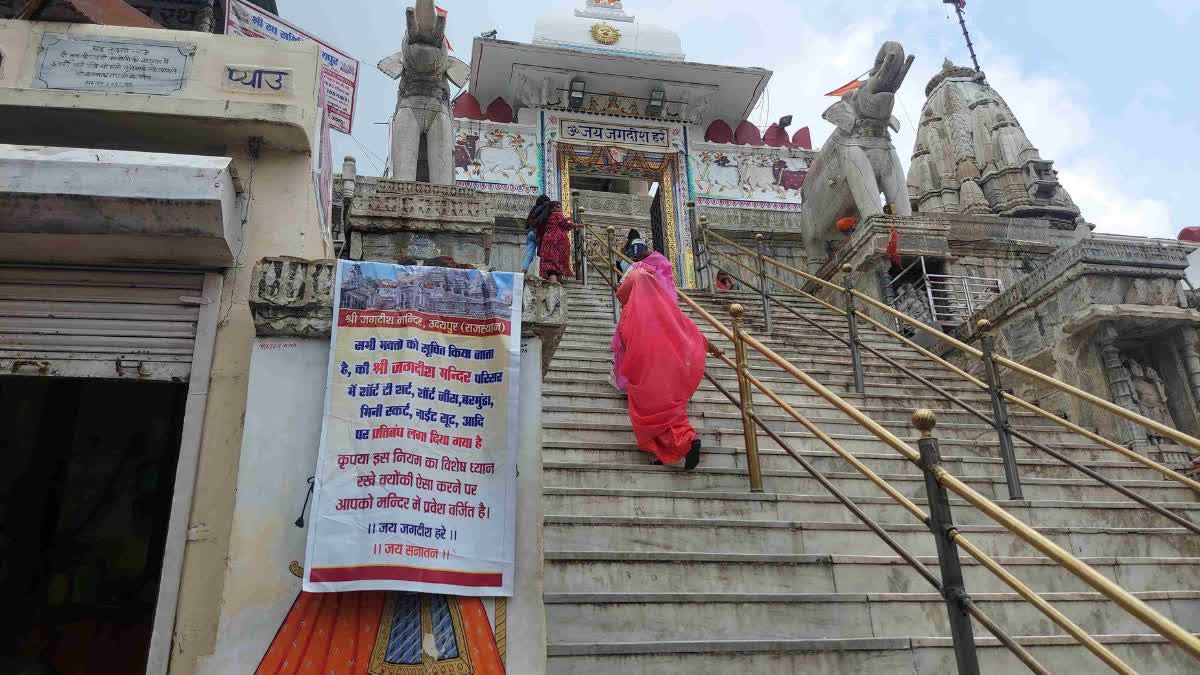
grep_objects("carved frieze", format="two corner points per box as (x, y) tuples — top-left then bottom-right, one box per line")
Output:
(248, 257), (566, 371)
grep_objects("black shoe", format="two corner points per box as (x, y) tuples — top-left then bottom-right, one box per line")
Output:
(684, 439), (701, 470)
(649, 458), (663, 465)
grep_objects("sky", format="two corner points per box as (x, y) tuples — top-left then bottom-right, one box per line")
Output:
(279, 0), (1199, 239)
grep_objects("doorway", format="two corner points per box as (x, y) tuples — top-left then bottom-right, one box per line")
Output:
(0, 376), (188, 675)
(568, 173), (665, 260)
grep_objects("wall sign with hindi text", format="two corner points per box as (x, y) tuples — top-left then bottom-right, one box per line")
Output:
(225, 0), (359, 133)
(221, 64), (293, 94)
(303, 262), (522, 595)
(33, 33), (194, 96)
(559, 118), (671, 148)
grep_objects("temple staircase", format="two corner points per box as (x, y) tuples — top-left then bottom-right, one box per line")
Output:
(540, 280), (1200, 674)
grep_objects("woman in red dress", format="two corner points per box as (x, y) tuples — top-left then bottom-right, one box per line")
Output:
(535, 201), (575, 282)
(615, 256), (706, 469)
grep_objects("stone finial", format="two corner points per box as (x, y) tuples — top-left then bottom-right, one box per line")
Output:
(912, 408), (937, 437)
(729, 303), (745, 320)
(976, 319), (993, 333)
(841, 264), (853, 274)
(755, 233), (764, 241)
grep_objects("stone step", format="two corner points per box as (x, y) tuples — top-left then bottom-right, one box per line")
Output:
(550, 359), (984, 391)
(544, 551), (1200, 595)
(546, 634), (1195, 675)
(543, 590), (1200, 643)
(542, 487), (1200, 528)
(545, 370), (997, 401)
(542, 462), (1199, 504)
(540, 390), (1056, 425)
(541, 405), (1085, 445)
(550, 350), (985, 383)
(542, 423), (1125, 464)
(543, 515), (1200, 559)
(543, 442), (1166, 482)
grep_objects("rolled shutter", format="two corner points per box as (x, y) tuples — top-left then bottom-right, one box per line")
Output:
(0, 266), (206, 381)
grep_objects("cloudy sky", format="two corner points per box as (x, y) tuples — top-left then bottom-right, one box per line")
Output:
(280, 0), (1198, 239)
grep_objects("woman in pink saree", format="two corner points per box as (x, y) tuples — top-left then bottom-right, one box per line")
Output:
(611, 249), (707, 468)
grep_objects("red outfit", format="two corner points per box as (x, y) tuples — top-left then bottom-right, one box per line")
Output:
(616, 264), (706, 463)
(538, 209), (575, 279)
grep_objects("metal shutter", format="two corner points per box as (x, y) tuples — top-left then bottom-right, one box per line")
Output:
(0, 266), (207, 381)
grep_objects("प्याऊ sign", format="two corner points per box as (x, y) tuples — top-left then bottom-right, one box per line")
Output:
(303, 262), (522, 595)
(224, 0), (358, 134)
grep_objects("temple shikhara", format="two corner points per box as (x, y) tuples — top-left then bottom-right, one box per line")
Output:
(2, 1), (1200, 674)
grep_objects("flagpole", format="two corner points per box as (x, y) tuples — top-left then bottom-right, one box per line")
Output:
(944, 0), (981, 70)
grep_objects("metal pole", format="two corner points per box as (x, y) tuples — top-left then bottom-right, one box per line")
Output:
(577, 206), (588, 286)
(977, 319), (1023, 500)
(730, 304), (764, 492)
(607, 226), (618, 324)
(842, 264), (865, 394)
(570, 192), (581, 282)
(913, 409), (981, 675)
(700, 215), (714, 293)
(755, 233), (773, 333)
(688, 201), (701, 288)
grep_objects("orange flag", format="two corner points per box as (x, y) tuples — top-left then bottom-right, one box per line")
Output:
(824, 78), (864, 97)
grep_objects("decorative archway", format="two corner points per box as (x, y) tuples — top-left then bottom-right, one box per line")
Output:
(556, 144), (692, 287)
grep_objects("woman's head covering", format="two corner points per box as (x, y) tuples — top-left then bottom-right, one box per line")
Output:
(628, 241), (650, 261)
(527, 196), (551, 229)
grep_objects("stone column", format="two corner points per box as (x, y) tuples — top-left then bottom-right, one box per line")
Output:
(1096, 323), (1150, 452)
(1179, 326), (1200, 410)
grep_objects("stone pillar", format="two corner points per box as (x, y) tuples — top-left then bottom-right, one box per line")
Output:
(1179, 326), (1200, 410)
(508, 336), (546, 675)
(1096, 323), (1150, 452)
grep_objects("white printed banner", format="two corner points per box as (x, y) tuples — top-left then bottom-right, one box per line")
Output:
(303, 262), (522, 596)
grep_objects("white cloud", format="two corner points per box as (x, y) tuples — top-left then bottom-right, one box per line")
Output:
(1059, 163), (1175, 238)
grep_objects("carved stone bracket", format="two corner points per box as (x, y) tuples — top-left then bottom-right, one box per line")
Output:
(248, 257), (566, 373)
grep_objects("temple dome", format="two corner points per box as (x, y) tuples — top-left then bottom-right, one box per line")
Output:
(532, 1), (684, 61)
(908, 59), (1083, 227)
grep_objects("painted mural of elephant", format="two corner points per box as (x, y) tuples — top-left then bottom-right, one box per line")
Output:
(801, 41), (915, 264)
(379, 0), (470, 185)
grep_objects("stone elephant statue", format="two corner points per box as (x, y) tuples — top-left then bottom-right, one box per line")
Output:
(801, 41), (915, 264)
(379, 0), (470, 185)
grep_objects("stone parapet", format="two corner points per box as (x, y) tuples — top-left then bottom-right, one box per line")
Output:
(956, 237), (1191, 342)
(248, 257), (566, 371)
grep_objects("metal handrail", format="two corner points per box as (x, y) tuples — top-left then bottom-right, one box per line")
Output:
(580, 225), (1200, 667)
(703, 226), (1200, 487)
(579, 233), (1047, 673)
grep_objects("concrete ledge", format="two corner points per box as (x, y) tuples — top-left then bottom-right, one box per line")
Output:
(0, 144), (239, 266)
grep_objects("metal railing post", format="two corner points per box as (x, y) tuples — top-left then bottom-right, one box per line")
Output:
(570, 191), (581, 281)
(730, 303), (764, 492)
(913, 409), (981, 675)
(607, 226), (618, 323)
(842, 264), (866, 394)
(700, 215), (715, 293)
(977, 319), (1023, 500)
(577, 206), (588, 286)
(755, 233), (773, 333)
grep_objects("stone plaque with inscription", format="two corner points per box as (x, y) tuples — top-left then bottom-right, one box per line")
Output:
(33, 33), (194, 96)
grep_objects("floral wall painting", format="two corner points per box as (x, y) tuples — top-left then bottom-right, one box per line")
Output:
(453, 122), (541, 195)
(690, 142), (811, 210)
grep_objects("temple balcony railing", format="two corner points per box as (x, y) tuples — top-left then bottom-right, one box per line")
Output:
(888, 257), (1002, 334)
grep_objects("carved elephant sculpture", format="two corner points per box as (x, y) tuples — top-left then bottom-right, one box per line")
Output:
(379, 0), (470, 185)
(801, 41), (915, 264)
